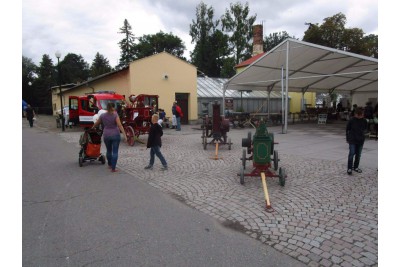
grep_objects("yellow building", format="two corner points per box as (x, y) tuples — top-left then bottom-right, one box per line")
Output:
(52, 52), (198, 124)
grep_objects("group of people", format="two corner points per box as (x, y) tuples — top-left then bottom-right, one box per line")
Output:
(91, 101), (185, 173)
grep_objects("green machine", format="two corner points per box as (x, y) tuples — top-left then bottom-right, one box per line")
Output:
(239, 120), (286, 210)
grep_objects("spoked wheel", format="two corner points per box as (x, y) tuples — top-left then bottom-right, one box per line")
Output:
(79, 157), (83, 167)
(100, 155), (106, 164)
(203, 136), (207, 150)
(242, 148), (247, 170)
(273, 150), (279, 171)
(126, 126), (135, 146)
(240, 166), (245, 185)
(279, 167), (286, 186)
(228, 138), (232, 150)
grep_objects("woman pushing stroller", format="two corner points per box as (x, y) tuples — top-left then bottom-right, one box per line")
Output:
(92, 102), (127, 172)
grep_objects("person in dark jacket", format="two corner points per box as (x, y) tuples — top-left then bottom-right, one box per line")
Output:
(145, 114), (168, 170)
(346, 107), (368, 175)
(25, 104), (36, 127)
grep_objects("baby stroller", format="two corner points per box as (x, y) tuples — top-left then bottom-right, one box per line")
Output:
(78, 128), (106, 167)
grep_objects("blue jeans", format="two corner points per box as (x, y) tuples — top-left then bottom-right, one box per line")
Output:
(176, 117), (181, 130)
(348, 143), (363, 170)
(149, 146), (167, 167)
(104, 134), (121, 170)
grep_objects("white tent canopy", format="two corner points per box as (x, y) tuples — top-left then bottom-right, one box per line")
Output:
(223, 38), (378, 132)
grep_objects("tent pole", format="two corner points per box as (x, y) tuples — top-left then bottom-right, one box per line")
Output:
(281, 65), (284, 133)
(222, 85), (226, 115)
(284, 40), (289, 134)
(267, 90), (271, 121)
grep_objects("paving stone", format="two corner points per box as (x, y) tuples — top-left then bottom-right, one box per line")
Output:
(58, 123), (378, 267)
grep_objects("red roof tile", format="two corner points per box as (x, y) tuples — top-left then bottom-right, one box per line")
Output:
(235, 52), (267, 68)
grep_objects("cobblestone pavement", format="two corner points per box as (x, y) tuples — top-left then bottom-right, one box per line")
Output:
(34, 116), (378, 266)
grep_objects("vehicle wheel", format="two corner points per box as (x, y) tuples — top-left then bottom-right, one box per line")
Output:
(79, 157), (83, 167)
(240, 166), (245, 185)
(203, 137), (207, 150)
(247, 131), (252, 144)
(273, 150), (279, 171)
(242, 148), (247, 169)
(100, 155), (106, 164)
(279, 167), (286, 186)
(228, 138), (231, 150)
(270, 133), (275, 155)
(126, 126), (135, 146)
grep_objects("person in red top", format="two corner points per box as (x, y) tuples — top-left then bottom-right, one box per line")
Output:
(174, 102), (183, 131)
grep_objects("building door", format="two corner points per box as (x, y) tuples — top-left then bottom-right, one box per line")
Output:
(175, 93), (189, 124)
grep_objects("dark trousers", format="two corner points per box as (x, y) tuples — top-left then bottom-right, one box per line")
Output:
(348, 143), (363, 170)
(27, 117), (33, 127)
(149, 146), (167, 166)
(104, 134), (121, 170)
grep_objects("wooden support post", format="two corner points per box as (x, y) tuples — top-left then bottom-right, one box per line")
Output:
(211, 141), (222, 160)
(261, 172), (272, 210)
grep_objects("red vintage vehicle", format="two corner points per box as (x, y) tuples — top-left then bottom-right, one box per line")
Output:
(120, 94), (159, 146)
(69, 91), (125, 127)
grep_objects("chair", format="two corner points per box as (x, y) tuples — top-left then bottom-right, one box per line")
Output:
(318, 114), (327, 124)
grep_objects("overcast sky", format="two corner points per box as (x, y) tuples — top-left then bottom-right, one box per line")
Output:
(22, 0), (378, 67)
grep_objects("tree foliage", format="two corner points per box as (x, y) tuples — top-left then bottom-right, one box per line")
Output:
(264, 31), (295, 52)
(189, 2), (232, 77)
(117, 19), (136, 69)
(35, 54), (56, 112)
(22, 56), (38, 106)
(90, 52), (112, 77)
(303, 13), (378, 58)
(135, 31), (186, 60)
(59, 53), (90, 84)
(221, 2), (257, 65)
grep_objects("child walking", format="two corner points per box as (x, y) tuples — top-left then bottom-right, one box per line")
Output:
(145, 114), (168, 170)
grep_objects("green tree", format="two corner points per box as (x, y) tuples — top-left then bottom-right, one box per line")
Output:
(135, 31), (186, 59)
(34, 54), (56, 113)
(220, 57), (236, 78)
(90, 52), (112, 77)
(303, 13), (378, 58)
(363, 34), (378, 58)
(59, 53), (90, 84)
(22, 56), (38, 105)
(221, 2), (257, 65)
(117, 19), (136, 69)
(190, 2), (219, 76)
(263, 31), (295, 51)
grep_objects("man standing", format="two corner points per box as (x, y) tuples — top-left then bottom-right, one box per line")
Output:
(174, 102), (183, 131)
(346, 107), (368, 175)
(25, 104), (36, 128)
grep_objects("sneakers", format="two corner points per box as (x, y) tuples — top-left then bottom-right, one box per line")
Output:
(160, 165), (168, 171)
(353, 168), (362, 173)
(347, 169), (352, 175)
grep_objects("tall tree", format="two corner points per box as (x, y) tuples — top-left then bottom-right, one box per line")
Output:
(363, 34), (378, 58)
(59, 53), (90, 84)
(90, 52), (112, 77)
(303, 13), (378, 58)
(221, 2), (257, 65)
(34, 54), (56, 113)
(22, 56), (38, 105)
(117, 19), (136, 69)
(135, 31), (186, 59)
(263, 31), (295, 51)
(190, 2), (219, 75)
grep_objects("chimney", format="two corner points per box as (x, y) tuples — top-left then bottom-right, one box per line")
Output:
(252, 24), (263, 56)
